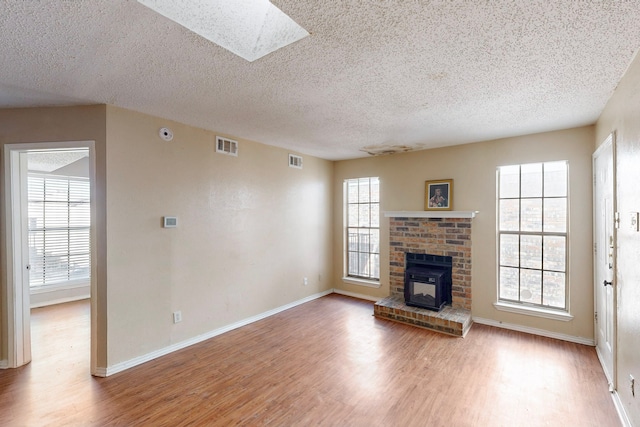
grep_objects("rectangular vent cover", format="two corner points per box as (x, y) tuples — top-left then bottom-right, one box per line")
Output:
(289, 154), (303, 169)
(216, 136), (238, 156)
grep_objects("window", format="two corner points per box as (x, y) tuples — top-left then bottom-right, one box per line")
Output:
(28, 174), (91, 288)
(345, 177), (380, 281)
(497, 161), (568, 310)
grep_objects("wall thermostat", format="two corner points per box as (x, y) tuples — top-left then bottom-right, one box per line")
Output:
(159, 127), (174, 141)
(163, 216), (177, 228)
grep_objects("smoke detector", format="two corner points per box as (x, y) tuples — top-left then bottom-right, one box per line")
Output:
(159, 127), (174, 141)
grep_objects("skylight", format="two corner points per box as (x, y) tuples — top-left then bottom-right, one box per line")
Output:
(137, 0), (309, 62)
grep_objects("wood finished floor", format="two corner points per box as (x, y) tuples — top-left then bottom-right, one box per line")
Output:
(0, 295), (620, 426)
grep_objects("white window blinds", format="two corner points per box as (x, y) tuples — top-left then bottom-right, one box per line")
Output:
(28, 174), (91, 288)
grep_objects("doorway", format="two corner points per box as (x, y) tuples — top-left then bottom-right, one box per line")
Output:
(27, 149), (91, 308)
(3, 141), (96, 372)
(593, 133), (616, 387)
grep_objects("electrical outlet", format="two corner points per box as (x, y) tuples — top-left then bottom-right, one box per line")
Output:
(303, 277), (308, 286)
(631, 374), (635, 397)
(173, 311), (182, 324)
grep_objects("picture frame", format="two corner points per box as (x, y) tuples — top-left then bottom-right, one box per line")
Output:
(425, 179), (453, 211)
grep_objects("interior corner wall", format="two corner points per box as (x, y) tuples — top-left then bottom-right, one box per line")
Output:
(596, 51), (640, 425)
(0, 105), (108, 368)
(333, 126), (595, 340)
(104, 106), (333, 366)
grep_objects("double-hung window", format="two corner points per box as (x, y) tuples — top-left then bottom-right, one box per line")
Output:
(497, 161), (568, 310)
(345, 177), (380, 281)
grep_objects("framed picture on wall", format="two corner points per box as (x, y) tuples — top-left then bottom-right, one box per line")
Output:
(425, 179), (453, 211)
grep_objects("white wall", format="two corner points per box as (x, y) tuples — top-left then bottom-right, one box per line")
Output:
(30, 286), (89, 308)
(596, 51), (640, 426)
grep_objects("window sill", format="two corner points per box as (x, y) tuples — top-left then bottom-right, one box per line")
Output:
(342, 277), (381, 288)
(493, 302), (573, 322)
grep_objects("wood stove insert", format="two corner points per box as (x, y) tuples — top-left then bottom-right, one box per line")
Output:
(404, 253), (452, 311)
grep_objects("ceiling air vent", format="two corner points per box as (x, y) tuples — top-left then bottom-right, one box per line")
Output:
(288, 154), (303, 169)
(360, 143), (425, 156)
(216, 136), (238, 156)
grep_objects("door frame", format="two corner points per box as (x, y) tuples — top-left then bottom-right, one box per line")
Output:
(592, 132), (617, 388)
(2, 140), (97, 371)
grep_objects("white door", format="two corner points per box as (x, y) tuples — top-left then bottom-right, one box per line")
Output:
(5, 150), (32, 367)
(593, 134), (615, 385)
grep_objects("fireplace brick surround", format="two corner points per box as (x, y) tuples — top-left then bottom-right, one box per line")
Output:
(374, 212), (475, 336)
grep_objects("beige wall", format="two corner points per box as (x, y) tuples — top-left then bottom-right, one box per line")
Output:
(104, 106), (333, 365)
(0, 105), (108, 368)
(1, 105), (333, 372)
(333, 126), (595, 340)
(0, 73), (634, 422)
(596, 52), (640, 425)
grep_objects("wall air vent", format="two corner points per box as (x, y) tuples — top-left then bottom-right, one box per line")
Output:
(216, 136), (238, 156)
(288, 154), (303, 169)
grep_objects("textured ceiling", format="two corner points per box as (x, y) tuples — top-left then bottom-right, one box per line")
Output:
(1, 1), (639, 160)
(28, 150), (89, 173)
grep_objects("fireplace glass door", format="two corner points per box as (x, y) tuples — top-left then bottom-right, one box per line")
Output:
(405, 269), (446, 311)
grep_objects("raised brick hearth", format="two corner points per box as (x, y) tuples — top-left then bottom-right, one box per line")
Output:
(374, 295), (472, 336)
(374, 212), (475, 336)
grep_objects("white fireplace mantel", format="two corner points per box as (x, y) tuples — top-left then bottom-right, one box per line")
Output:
(384, 210), (478, 219)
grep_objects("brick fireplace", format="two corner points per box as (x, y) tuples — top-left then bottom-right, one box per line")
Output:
(374, 211), (476, 336)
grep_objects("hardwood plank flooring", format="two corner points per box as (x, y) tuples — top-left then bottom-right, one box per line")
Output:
(0, 294), (620, 426)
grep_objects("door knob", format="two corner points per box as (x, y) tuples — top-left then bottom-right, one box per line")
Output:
(603, 280), (613, 287)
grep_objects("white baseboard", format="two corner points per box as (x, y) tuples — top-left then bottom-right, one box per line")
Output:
(596, 346), (632, 427)
(611, 389), (632, 427)
(472, 317), (595, 346)
(0, 359), (8, 369)
(332, 288), (380, 302)
(595, 346), (614, 385)
(104, 289), (334, 377)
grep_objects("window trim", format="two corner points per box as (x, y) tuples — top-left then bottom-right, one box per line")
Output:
(343, 177), (380, 284)
(493, 301), (573, 321)
(341, 276), (381, 288)
(496, 161), (570, 313)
